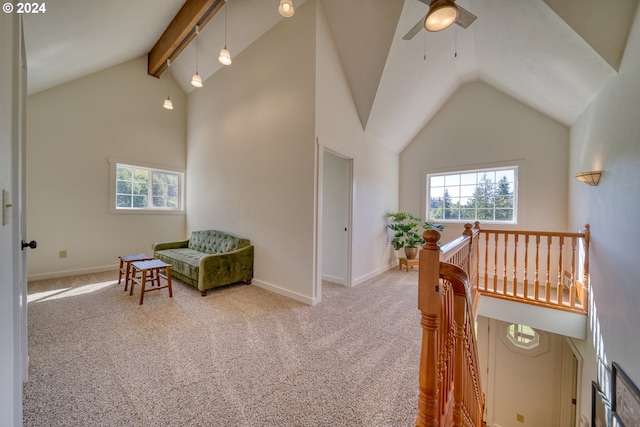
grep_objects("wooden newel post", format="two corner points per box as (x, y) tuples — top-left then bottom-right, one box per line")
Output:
(416, 229), (442, 427)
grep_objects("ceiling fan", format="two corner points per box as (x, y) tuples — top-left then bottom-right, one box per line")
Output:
(402, 0), (477, 40)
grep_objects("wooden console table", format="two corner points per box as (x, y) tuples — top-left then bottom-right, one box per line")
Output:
(399, 257), (419, 272)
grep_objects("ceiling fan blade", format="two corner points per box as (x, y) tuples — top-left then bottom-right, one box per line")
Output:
(402, 15), (427, 40)
(455, 5), (477, 29)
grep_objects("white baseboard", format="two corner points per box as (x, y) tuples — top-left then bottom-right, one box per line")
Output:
(251, 279), (317, 305)
(321, 274), (345, 285)
(353, 262), (398, 286)
(28, 264), (118, 281)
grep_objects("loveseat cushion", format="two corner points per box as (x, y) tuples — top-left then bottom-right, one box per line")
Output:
(154, 248), (202, 282)
(188, 230), (249, 254)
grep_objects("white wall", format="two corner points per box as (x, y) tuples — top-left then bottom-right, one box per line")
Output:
(569, 5), (640, 423)
(478, 317), (565, 427)
(27, 57), (187, 279)
(0, 12), (23, 427)
(400, 81), (569, 243)
(316, 2), (399, 284)
(186, 1), (317, 303)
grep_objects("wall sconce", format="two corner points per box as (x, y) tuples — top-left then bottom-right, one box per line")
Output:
(575, 171), (602, 186)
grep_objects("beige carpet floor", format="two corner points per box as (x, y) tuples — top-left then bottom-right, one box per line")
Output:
(23, 268), (422, 426)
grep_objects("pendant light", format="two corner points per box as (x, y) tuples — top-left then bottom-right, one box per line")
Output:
(218, 0), (232, 65)
(163, 59), (174, 110)
(424, 0), (458, 32)
(191, 25), (203, 88)
(278, 0), (294, 17)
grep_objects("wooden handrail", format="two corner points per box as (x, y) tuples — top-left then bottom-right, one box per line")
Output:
(415, 222), (590, 426)
(416, 226), (484, 427)
(474, 222), (590, 314)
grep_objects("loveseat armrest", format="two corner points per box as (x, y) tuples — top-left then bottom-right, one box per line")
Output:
(152, 239), (190, 251)
(198, 245), (254, 289)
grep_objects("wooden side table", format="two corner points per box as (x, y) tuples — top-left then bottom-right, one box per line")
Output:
(118, 253), (153, 291)
(130, 260), (173, 305)
(399, 257), (419, 272)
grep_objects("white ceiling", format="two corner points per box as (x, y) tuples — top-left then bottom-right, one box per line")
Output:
(22, 0), (638, 153)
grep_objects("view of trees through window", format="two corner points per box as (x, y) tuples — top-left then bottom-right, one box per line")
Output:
(428, 167), (516, 223)
(116, 164), (181, 210)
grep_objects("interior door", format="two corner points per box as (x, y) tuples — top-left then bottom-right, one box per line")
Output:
(0, 13), (29, 426)
(321, 150), (352, 286)
(18, 15), (30, 383)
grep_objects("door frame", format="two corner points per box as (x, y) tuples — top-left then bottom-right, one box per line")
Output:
(314, 142), (354, 304)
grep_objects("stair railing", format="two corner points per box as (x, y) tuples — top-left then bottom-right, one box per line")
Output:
(416, 225), (484, 427)
(474, 223), (590, 314)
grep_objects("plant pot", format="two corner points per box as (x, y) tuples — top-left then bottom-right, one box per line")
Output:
(404, 246), (418, 260)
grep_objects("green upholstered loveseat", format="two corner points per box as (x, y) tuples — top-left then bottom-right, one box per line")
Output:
(152, 230), (254, 296)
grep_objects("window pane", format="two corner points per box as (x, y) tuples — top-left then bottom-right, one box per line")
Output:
(460, 173), (476, 185)
(116, 194), (131, 208)
(153, 196), (165, 208)
(497, 169), (514, 182)
(460, 209), (475, 220)
(478, 208), (494, 220)
(430, 187), (444, 199)
(116, 167), (132, 181)
(133, 169), (148, 182)
(445, 185), (460, 198)
(133, 182), (147, 195)
(133, 195), (147, 208)
(116, 180), (131, 194)
(495, 209), (513, 221)
(430, 175), (444, 187)
(460, 184), (476, 198)
(444, 174), (460, 186)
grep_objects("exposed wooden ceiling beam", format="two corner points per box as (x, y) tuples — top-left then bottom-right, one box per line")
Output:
(148, 0), (225, 78)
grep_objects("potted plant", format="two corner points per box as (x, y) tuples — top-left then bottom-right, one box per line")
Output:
(385, 212), (444, 259)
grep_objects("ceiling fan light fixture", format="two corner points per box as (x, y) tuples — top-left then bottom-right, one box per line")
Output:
(425, 0), (458, 32)
(279, 0), (294, 17)
(218, 47), (232, 65)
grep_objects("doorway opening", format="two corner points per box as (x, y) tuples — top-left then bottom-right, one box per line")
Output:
(316, 148), (353, 303)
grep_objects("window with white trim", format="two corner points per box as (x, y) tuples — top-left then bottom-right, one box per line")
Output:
(427, 166), (517, 224)
(498, 322), (548, 357)
(110, 160), (184, 213)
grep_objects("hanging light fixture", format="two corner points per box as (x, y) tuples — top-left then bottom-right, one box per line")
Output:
(424, 0), (458, 32)
(163, 59), (174, 110)
(278, 0), (294, 17)
(191, 25), (203, 88)
(218, 0), (232, 65)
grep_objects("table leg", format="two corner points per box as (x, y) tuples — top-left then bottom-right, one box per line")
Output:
(129, 267), (138, 296)
(124, 262), (132, 291)
(118, 259), (124, 285)
(166, 266), (173, 298)
(139, 269), (148, 305)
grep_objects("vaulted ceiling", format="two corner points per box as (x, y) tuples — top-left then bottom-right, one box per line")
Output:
(23, 0), (638, 153)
